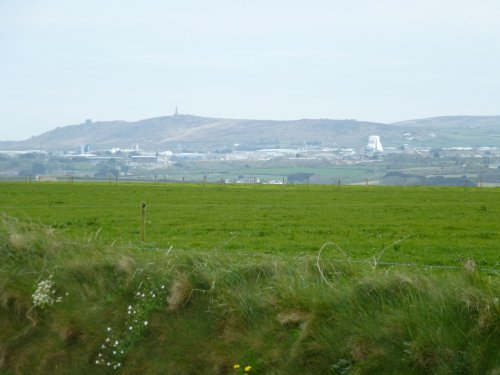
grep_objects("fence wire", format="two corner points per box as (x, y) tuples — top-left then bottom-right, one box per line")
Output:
(108, 244), (499, 275)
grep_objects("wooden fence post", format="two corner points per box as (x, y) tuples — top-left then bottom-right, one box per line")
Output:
(140, 202), (146, 242)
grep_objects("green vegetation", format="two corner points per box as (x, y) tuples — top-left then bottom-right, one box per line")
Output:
(0, 182), (499, 267)
(0, 183), (499, 373)
(0, 217), (498, 374)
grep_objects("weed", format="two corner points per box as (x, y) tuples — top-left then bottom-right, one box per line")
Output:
(31, 275), (63, 309)
(331, 358), (353, 374)
(95, 278), (168, 370)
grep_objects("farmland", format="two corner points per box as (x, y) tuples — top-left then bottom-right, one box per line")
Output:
(0, 182), (499, 268)
(1, 182), (499, 374)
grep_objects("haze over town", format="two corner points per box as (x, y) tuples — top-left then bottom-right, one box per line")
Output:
(1, 0), (500, 140)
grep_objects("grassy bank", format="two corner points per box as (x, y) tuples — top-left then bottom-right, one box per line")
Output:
(1, 217), (498, 374)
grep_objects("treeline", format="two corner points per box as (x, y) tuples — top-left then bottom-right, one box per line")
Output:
(382, 172), (479, 186)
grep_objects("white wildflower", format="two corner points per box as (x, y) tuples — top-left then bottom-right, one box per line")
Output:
(32, 276), (60, 309)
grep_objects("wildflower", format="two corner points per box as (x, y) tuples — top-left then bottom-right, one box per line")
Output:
(233, 363), (241, 369)
(32, 277), (58, 309)
(244, 365), (252, 372)
(129, 326), (133, 330)
(114, 340), (119, 346)
(144, 321), (149, 326)
(107, 327), (112, 332)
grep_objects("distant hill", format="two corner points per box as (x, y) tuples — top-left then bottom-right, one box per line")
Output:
(1, 115), (499, 151)
(389, 116), (500, 148)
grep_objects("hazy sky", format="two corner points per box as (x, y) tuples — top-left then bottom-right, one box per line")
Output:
(1, 0), (499, 140)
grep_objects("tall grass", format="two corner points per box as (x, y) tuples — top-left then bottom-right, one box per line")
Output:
(0, 216), (498, 374)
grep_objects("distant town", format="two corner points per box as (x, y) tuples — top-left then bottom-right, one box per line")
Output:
(2, 134), (500, 186)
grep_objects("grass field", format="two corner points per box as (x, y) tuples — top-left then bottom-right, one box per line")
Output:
(1, 182), (499, 374)
(0, 182), (499, 268)
(133, 160), (382, 185)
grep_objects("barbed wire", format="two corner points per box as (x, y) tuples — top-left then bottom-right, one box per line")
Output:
(0, 202), (491, 209)
(110, 244), (499, 274)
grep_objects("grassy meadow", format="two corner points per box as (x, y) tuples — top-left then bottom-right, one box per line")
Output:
(0, 181), (499, 267)
(0, 182), (499, 374)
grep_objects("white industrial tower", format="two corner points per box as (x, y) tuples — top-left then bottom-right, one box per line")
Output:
(367, 135), (384, 152)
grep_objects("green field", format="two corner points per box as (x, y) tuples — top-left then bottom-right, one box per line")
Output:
(0, 182), (498, 268)
(134, 162), (381, 184)
(1, 182), (499, 374)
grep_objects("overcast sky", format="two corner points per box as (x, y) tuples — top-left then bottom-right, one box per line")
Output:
(1, 0), (499, 140)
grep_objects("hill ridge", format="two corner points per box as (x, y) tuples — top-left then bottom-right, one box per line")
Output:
(1, 114), (500, 151)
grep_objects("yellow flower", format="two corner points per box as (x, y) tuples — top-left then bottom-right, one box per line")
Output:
(244, 365), (252, 372)
(233, 363), (241, 369)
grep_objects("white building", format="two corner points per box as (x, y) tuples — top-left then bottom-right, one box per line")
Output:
(367, 135), (384, 153)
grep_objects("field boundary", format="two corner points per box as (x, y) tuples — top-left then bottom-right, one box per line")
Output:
(110, 244), (500, 274)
